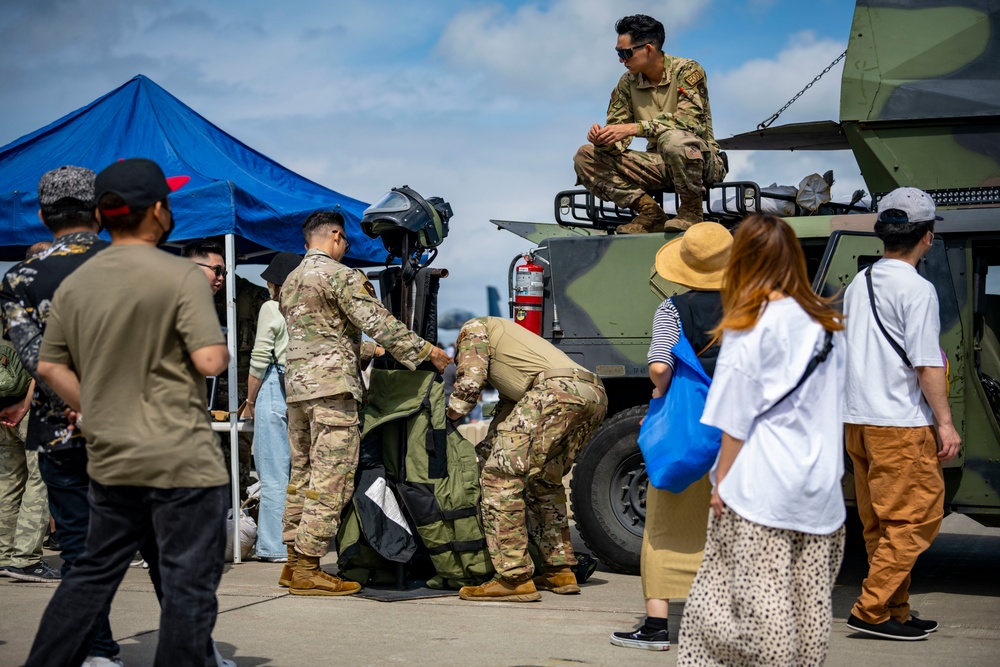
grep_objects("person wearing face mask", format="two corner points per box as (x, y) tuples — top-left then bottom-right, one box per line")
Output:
(25, 158), (233, 667)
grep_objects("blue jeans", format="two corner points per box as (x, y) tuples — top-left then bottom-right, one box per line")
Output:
(24, 482), (227, 667)
(37, 448), (120, 660)
(253, 364), (290, 559)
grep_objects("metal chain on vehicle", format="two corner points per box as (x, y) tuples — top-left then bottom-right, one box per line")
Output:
(757, 50), (848, 130)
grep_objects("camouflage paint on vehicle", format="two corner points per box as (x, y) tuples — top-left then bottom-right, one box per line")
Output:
(841, 0), (1000, 194)
(490, 0), (1000, 573)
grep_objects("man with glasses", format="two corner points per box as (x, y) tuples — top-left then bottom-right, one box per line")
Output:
(277, 210), (451, 596)
(574, 14), (726, 234)
(183, 239), (268, 502)
(842, 187), (960, 641)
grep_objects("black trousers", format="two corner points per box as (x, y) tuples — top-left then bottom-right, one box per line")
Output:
(25, 481), (227, 667)
(37, 448), (119, 659)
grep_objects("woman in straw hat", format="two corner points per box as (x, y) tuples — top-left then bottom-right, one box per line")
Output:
(678, 214), (846, 666)
(611, 221), (732, 652)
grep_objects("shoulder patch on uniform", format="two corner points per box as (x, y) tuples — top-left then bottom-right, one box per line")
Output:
(684, 69), (704, 87)
(362, 279), (378, 298)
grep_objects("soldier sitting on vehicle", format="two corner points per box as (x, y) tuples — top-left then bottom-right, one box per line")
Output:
(574, 14), (726, 234)
(447, 317), (608, 602)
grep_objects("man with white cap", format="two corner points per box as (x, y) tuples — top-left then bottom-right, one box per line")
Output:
(843, 187), (961, 641)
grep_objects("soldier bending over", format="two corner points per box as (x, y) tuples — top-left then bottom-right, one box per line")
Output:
(574, 14), (726, 234)
(448, 317), (607, 602)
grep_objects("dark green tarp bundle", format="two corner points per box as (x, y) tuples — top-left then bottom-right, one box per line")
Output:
(337, 368), (494, 589)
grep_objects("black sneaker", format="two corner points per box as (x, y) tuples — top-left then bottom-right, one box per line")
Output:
(904, 616), (939, 633)
(6, 560), (61, 582)
(0, 566), (10, 577)
(847, 613), (927, 641)
(610, 628), (670, 651)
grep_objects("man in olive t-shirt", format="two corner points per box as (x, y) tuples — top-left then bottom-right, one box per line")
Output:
(24, 159), (231, 667)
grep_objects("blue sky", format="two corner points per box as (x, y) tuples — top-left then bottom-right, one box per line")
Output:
(0, 0), (863, 319)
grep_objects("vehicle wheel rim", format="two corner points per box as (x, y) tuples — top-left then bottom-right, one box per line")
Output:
(609, 453), (646, 538)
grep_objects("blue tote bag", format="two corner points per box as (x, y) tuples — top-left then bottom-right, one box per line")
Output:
(637, 328), (722, 493)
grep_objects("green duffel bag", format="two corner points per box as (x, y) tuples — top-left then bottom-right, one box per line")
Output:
(347, 368), (495, 589)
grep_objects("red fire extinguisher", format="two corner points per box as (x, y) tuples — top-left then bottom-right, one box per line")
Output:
(513, 255), (544, 334)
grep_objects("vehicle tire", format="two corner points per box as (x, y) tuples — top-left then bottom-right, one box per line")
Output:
(570, 405), (647, 575)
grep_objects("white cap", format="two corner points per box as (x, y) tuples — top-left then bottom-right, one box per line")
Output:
(877, 187), (942, 224)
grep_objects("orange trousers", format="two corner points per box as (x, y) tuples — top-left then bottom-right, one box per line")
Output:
(845, 424), (944, 624)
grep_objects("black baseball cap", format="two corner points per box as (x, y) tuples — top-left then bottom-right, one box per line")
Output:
(261, 251), (302, 286)
(95, 158), (190, 217)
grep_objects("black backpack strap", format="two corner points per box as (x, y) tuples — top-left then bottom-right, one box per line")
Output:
(865, 264), (913, 368)
(760, 330), (834, 418)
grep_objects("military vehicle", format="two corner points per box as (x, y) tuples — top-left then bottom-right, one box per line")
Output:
(492, 0), (1000, 573)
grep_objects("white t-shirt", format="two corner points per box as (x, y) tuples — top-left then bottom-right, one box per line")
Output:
(701, 298), (846, 535)
(843, 259), (942, 426)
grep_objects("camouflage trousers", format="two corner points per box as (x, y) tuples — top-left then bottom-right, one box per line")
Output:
(480, 377), (608, 581)
(282, 395), (360, 558)
(573, 130), (727, 208)
(0, 419), (49, 569)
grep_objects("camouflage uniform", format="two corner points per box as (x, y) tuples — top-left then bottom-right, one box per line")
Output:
(449, 317), (608, 581)
(574, 54), (727, 208)
(0, 414), (48, 570)
(214, 276), (269, 500)
(279, 248), (433, 558)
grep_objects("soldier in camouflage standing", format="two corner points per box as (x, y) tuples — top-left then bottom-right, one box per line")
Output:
(447, 317), (607, 602)
(0, 343), (52, 582)
(574, 14), (726, 234)
(278, 210), (450, 596)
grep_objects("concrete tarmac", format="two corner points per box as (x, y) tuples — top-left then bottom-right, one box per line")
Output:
(1, 514), (998, 666)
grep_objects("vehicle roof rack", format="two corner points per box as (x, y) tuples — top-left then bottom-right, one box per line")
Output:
(554, 182), (869, 232)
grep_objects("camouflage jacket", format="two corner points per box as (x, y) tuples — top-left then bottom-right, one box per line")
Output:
(279, 248), (432, 404)
(607, 53), (720, 153)
(0, 232), (109, 453)
(448, 317), (578, 418)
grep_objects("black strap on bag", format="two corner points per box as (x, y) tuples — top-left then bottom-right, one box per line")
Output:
(271, 350), (286, 397)
(760, 330), (835, 418)
(865, 264), (913, 368)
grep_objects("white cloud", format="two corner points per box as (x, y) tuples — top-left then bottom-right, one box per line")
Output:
(436, 0), (712, 98)
(708, 30), (865, 205)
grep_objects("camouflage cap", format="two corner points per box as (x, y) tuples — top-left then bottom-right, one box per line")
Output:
(0, 342), (31, 401)
(38, 165), (96, 210)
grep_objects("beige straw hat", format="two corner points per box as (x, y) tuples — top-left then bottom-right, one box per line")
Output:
(654, 222), (733, 290)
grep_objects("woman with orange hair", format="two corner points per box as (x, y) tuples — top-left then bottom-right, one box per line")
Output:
(677, 214), (847, 666)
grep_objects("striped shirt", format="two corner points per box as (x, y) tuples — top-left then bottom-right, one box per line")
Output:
(647, 299), (682, 368)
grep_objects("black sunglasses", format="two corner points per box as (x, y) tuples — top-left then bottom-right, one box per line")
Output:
(337, 231), (352, 255)
(616, 43), (649, 61)
(196, 263), (227, 278)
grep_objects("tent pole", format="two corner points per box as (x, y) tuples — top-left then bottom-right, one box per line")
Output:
(225, 233), (241, 563)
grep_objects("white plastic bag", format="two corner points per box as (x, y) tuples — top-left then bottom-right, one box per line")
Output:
(796, 173), (833, 212)
(225, 508), (257, 562)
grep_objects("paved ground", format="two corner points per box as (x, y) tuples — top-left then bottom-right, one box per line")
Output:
(1, 513), (998, 667)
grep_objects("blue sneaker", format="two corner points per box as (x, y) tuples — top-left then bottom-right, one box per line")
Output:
(6, 560), (61, 582)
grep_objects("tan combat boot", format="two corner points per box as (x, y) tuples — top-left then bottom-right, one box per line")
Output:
(458, 577), (541, 602)
(617, 194), (668, 234)
(288, 554), (362, 596)
(278, 545), (298, 588)
(665, 195), (705, 231)
(532, 566), (581, 594)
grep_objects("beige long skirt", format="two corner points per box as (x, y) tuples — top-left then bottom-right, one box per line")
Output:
(640, 473), (712, 600)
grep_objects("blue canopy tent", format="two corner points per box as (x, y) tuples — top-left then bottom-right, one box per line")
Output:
(0, 76), (387, 559)
(0, 74), (383, 264)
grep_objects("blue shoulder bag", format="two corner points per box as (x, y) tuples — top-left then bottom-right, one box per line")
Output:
(637, 328), (721, 493)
